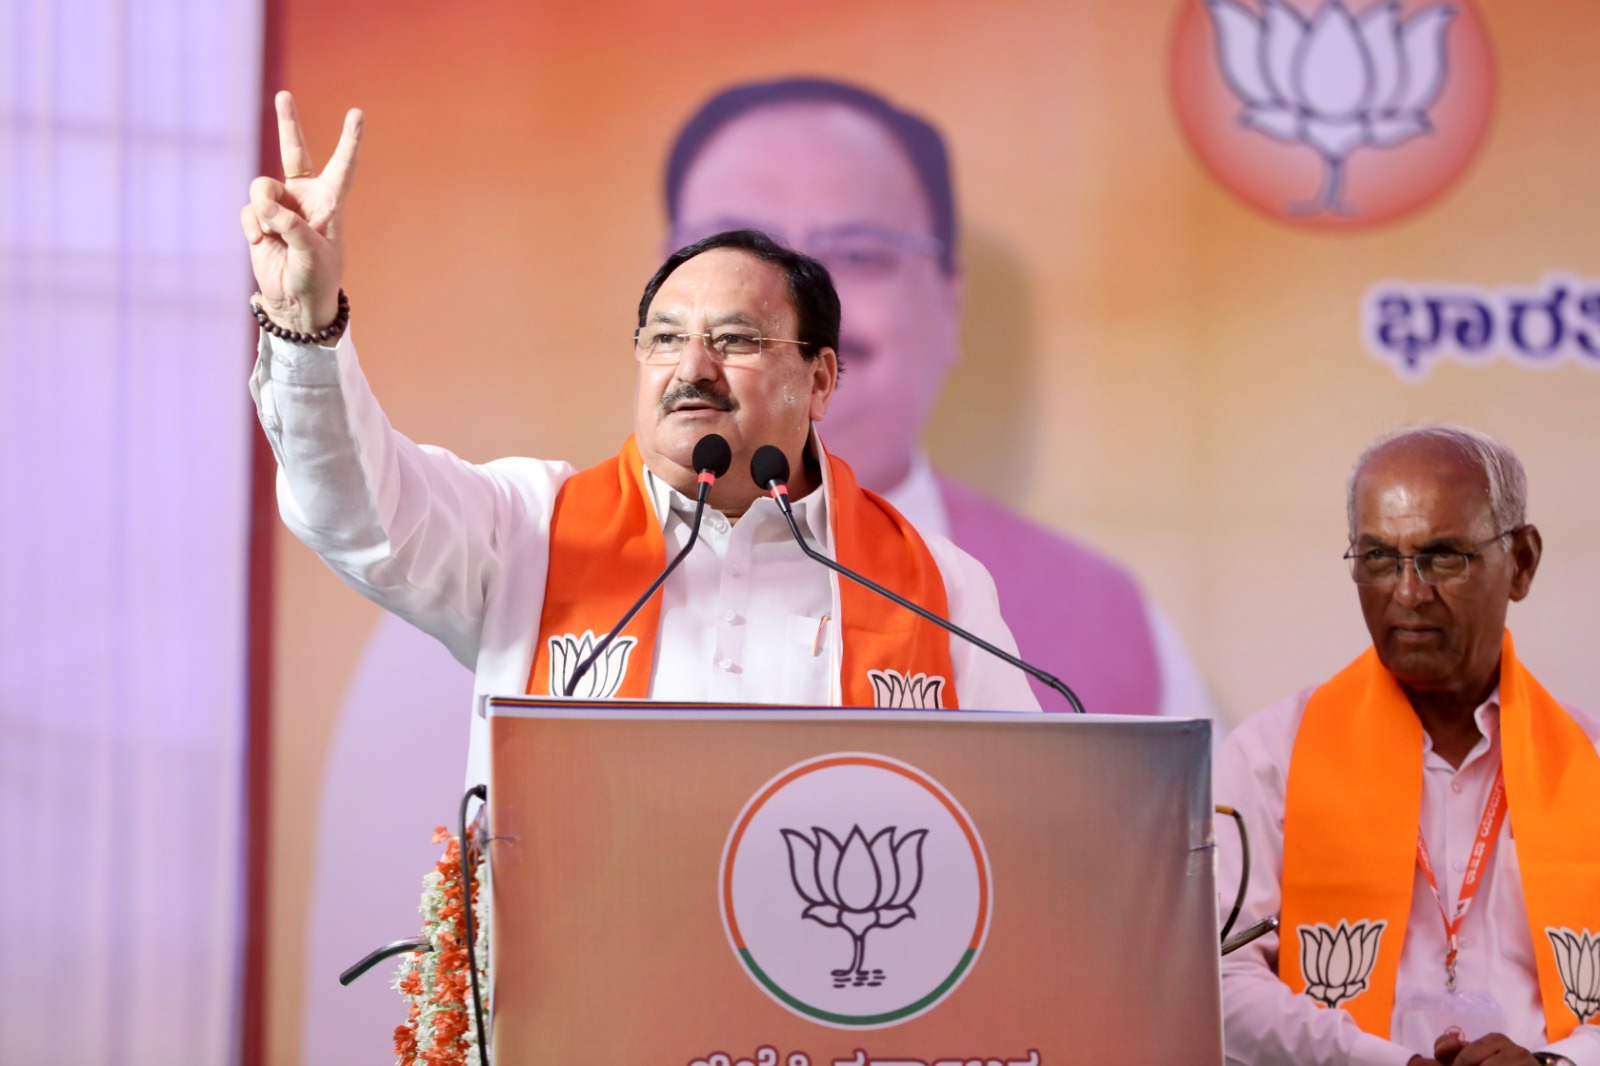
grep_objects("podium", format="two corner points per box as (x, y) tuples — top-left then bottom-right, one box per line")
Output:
(484, 699), (1223, 1064)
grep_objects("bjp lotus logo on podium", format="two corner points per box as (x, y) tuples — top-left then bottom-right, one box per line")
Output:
(780, 825), (929, 989)
(1170, 0), (1494, 228)
(722, 754), (990, 1028)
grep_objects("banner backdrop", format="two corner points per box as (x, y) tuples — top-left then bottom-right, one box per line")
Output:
(267, 2), (1600, 1062)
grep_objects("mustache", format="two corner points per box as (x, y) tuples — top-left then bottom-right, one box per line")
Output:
(660, 382), (735, 415)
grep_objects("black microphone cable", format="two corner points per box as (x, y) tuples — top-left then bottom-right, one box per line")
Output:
(461, 783), (490, 1065)
(1215, 803), (1250, 945)
(563, 433), (733, 696)
(749, 445), (1087, 713)
(334, 786), (502, 1066)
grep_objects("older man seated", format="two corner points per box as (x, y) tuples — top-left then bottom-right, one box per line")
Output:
(1216, 425), (1600, 1066)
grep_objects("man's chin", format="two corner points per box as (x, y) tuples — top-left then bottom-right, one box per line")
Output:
(1378, 647), (1459, 692)
(649, 419), (737, 473)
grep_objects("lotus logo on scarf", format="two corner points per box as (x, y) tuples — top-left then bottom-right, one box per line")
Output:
(1298, 919), (1386, 1007)
(1170, 0), (1494, 228)
(868, 669), (946, 710)
(781, 825), (928, 988)
(1546, 927), (1600, 1024)
(547, 630), (636, 699)
(721, 754), (990, 1028)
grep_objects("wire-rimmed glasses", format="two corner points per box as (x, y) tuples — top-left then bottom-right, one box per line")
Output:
(633, 327), (807, 365)
(1342, 528), (1523, 587)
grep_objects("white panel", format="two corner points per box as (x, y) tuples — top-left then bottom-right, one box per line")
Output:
(0, 0), (264, 1061)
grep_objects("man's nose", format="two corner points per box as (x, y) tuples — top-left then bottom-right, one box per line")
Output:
(1392, 558), (1434, 605)
(673, 334), (723, 382)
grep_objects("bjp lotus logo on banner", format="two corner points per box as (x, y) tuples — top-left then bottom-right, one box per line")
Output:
(1170, 0), (1494, 228)
(721, 754), (991, 1029)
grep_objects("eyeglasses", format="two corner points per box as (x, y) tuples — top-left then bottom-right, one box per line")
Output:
(633, 327), (807, 365)
(670, 222), (945, 280)
(1343, 528), (1522, 587)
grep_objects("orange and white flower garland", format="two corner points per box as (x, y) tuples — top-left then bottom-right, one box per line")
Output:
(393, 827), (490, 1065)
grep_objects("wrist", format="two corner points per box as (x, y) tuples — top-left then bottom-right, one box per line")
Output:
(251, 290), (350, 345)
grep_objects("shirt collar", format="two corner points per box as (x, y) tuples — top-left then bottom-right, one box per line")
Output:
(1418, 687), (1501, 766)
(643, 433), (833, 550)
(1475, 688), (1502, 735)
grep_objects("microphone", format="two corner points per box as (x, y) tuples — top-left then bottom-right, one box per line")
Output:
(563, 433), (732, 697)
(750, 445), (1087, 713)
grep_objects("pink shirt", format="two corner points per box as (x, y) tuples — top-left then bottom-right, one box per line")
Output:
(1215, 685), (1600, 1066)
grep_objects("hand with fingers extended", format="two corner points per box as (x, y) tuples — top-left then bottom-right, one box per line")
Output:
(240, 90), (364, 337)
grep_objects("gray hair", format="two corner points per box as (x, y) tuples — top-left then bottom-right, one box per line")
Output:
(1347, 423), (1528, 538)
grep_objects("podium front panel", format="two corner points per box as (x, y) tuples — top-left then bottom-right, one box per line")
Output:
(485, 703), (1221, 1065)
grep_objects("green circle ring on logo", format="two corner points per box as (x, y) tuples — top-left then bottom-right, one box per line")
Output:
(720, 753), (991, 1028)
(734, 946), (979, 1027)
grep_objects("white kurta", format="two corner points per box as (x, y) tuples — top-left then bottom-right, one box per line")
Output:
(1215, 686), (1600, 1066)
(250, 329), (1039, 786)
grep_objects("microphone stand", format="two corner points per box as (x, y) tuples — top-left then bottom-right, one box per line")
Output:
(762, 475), (1087, 714)
(563, 471), (715, 697)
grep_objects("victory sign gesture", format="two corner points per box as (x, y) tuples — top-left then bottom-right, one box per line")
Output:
(240, 91), (364, 337)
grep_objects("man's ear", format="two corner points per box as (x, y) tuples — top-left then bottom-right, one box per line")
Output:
(808, 346), (839, 422)
(1509, 524), (1542, 601)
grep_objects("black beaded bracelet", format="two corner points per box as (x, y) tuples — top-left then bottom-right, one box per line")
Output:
(250, 289), (350, 345)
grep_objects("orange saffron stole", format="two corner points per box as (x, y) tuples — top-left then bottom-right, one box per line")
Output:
(1280, 631), (1600, 1041)
(828, 453), (957, 709)
(525, 436), (957, 708)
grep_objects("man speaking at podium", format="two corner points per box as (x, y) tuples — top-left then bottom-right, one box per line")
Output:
(241, 92), (1037, 783)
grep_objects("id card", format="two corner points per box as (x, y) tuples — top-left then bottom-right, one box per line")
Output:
(1393, 987), (1509, 1055)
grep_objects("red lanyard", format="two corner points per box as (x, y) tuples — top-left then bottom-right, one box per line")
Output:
(1415, 762), (1507, 991)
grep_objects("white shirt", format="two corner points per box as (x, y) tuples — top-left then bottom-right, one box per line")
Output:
(648, 467), (835, 705)
(250, 330), (1038, 788)
(1215, 686), (1600, 1066)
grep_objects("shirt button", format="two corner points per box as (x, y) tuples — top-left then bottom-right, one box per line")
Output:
(711, 516), (728, 533)
(722, 611), (738, 624)
(1452, 860), (1465, 872)
(729, 565), (744, 577)
(718, 657), (735, 672)
(1450, 781), (1463, 793)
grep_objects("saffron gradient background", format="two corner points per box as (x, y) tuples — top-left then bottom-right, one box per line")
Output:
(263, 1), (1600, 1061)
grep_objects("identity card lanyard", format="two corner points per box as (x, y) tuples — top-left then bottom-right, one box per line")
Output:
(1414, 762), (1508, 992)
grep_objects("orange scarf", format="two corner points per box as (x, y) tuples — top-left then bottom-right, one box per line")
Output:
(1280, 632), (1600, 1041)
(525, 436), (957, 708)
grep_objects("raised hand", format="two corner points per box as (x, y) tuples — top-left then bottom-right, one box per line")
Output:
(240, 91), (364, 335)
